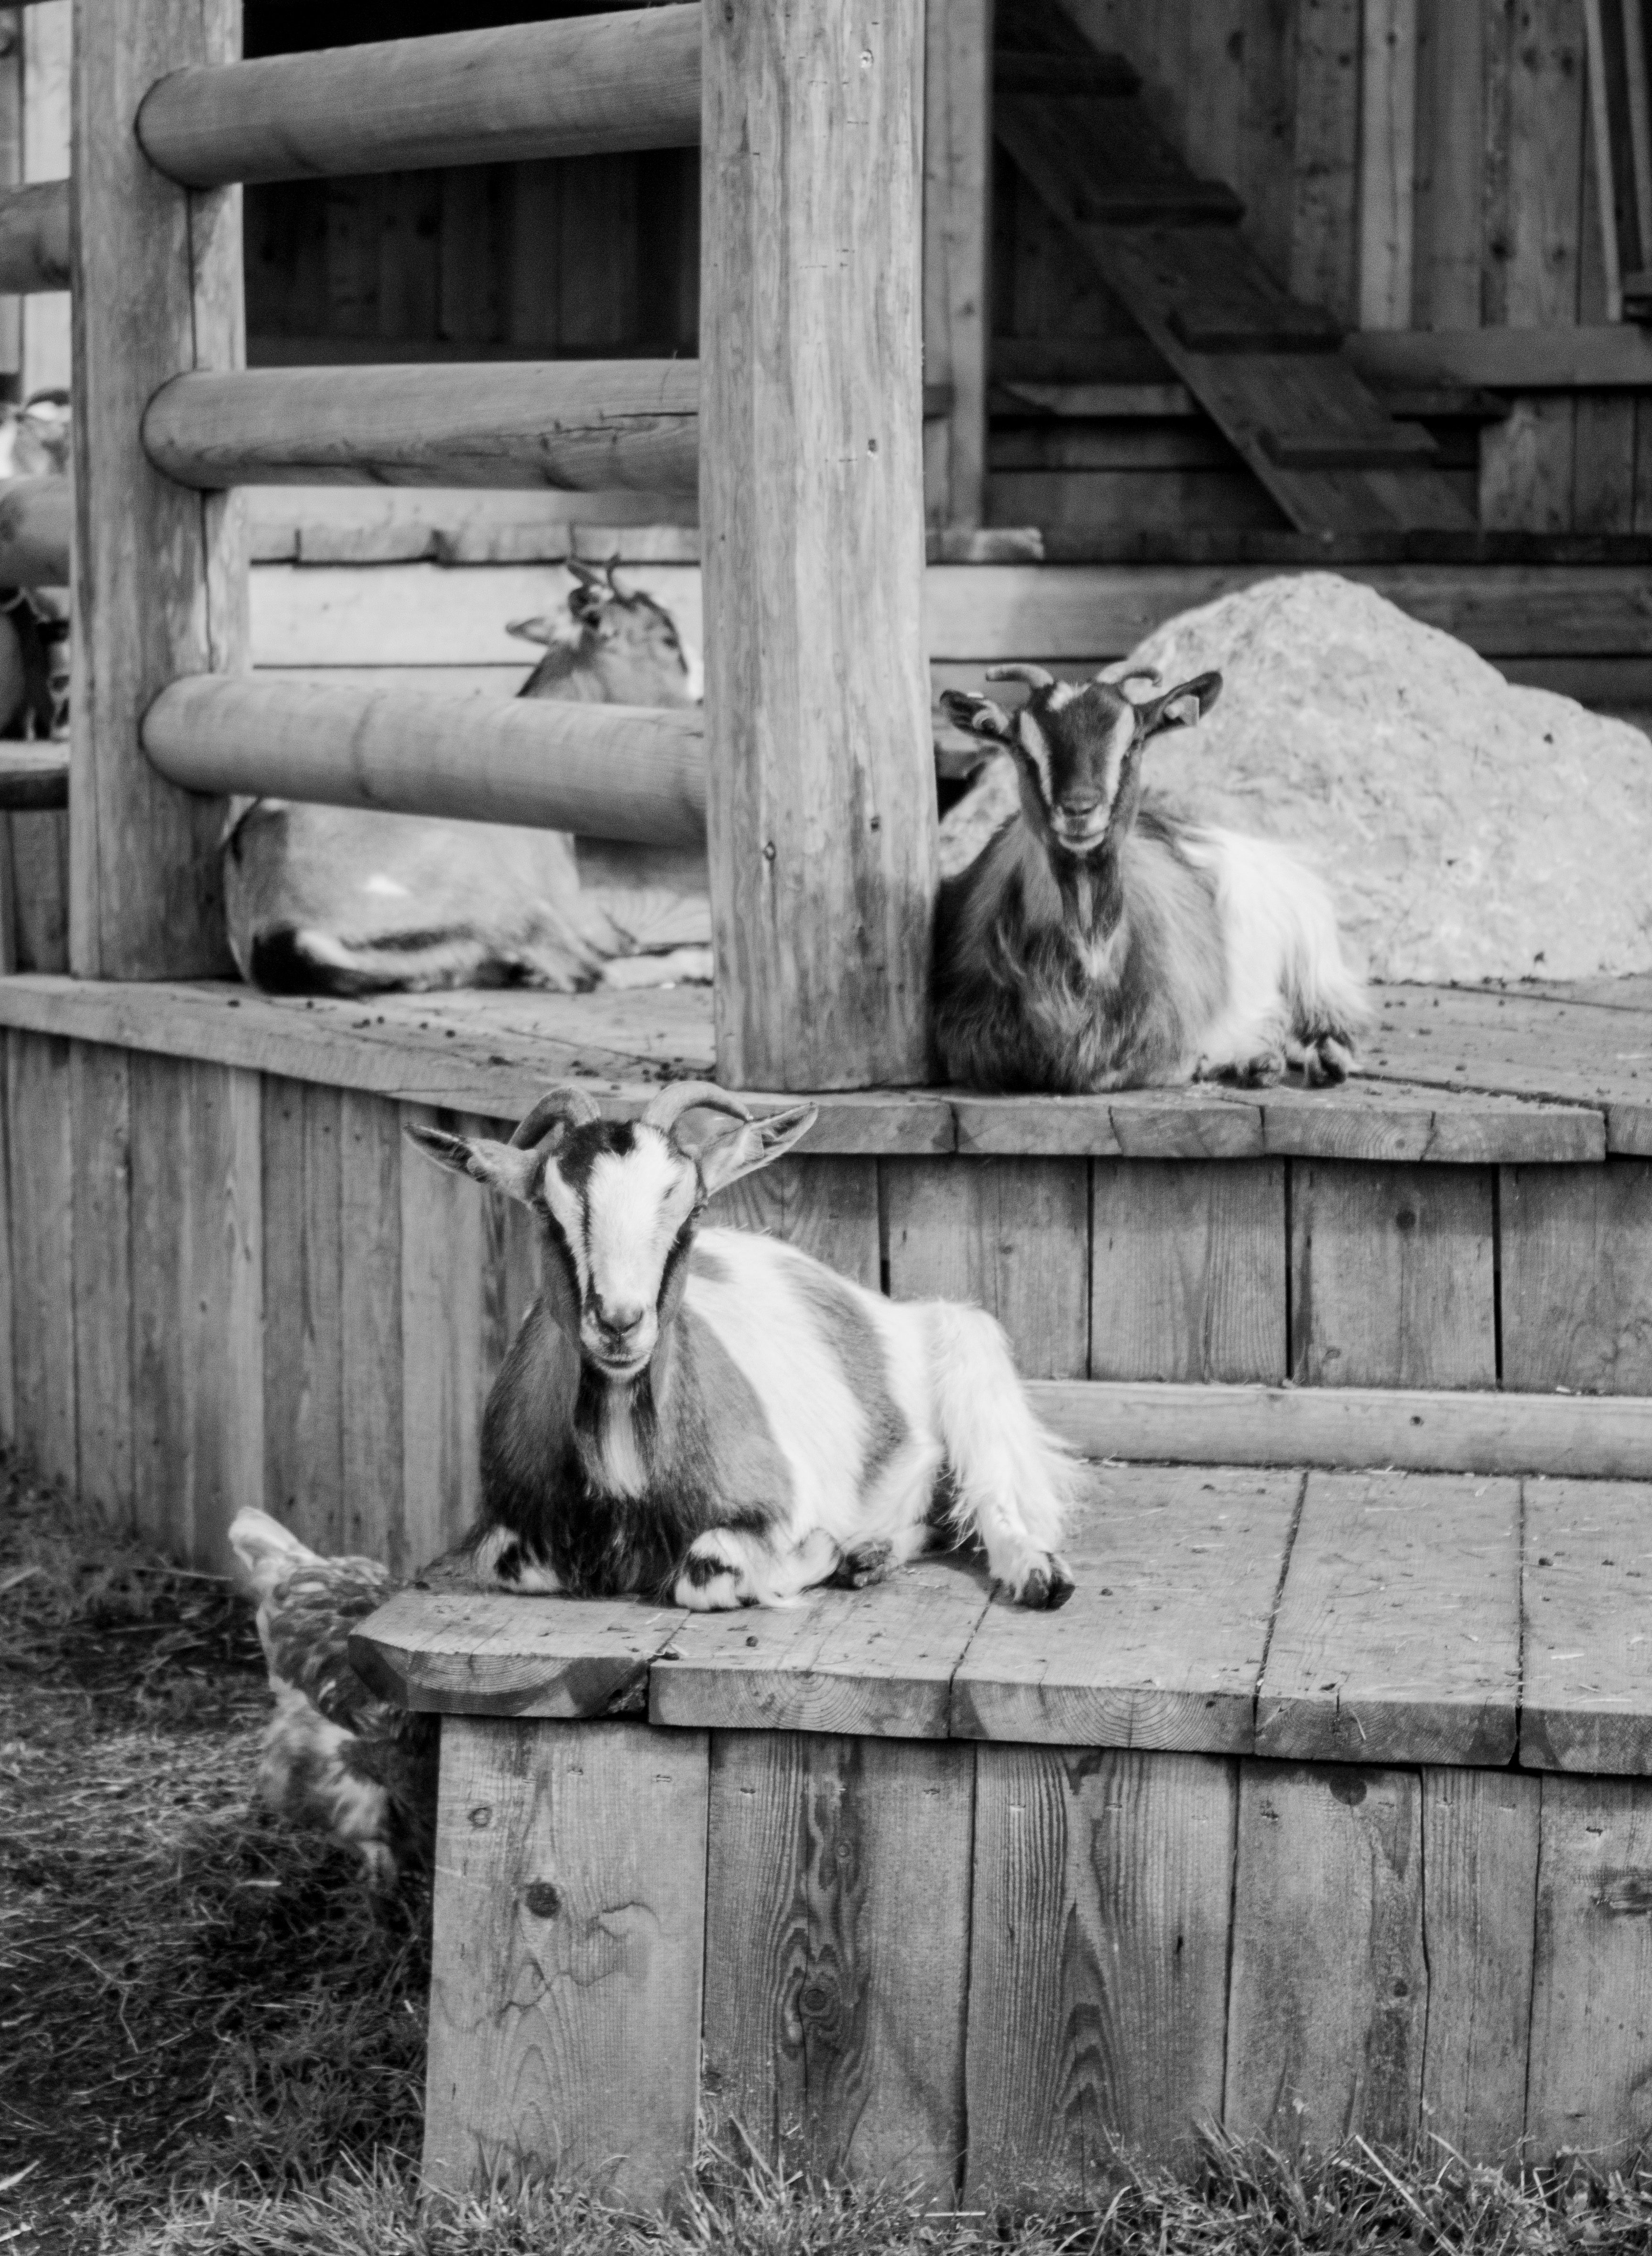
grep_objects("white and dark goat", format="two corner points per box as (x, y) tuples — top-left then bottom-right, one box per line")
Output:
(408, 1082), (1076, 1613)
(224, 561), (709, 997)
(935, 665), (1369, 1092)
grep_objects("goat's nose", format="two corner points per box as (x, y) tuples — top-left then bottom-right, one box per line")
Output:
(596, 1298), (646, 1338)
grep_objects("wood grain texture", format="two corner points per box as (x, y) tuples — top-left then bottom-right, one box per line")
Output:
(399, 1103), (486, 1570)
(69, 1042), (132, 1522)
(884, 1155), (1089, 1378)
(924, 0), (993, 531)
(1358, 0), (1418, 329)
(1033, 1377), (1652, 1482)
(700, 0), (936, 1089)
(702, 1732), (972, 2190)
(1419, 1766), (1541, 2158)
(1089, 1158), (1285, 1382)
(1500, 1161), (1652, 1394)
(1411, 0), (1483, 329)
(1522, 1479), (1652, 1774)
(707, 1156), (879, 1289)
(1526, 1773), (1652, 2166)
(351, 1589), (688, 1719)
(156, 11), (697, 185)
(143, 675), (706, 849)
(651, 1552), (993, 1737)
(144, 361), (699, 494)
(951, 1463), (1301, 1750)
(69, 0), (244, 979)
(338, 1088), (405, 1567)
(1290, 0), (1361, 327)
(261, 1076), (343, 1551)
(424, 1717), (706, 2206)
(966, 1744), (1236, 2195)
(1255, 1471), (1522, 1765)
(10, 809), (69, 971)
(1289, 1160), (1496, 1388)
(1225, 1762), (1425, 2153)
(5, 1029), (74, 1487)
(0, 174), (67, 292)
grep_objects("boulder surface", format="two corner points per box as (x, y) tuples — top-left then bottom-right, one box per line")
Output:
(937, 572), (1652, 984)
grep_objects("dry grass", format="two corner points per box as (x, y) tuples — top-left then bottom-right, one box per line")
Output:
(4, 1457), (1652, 2255)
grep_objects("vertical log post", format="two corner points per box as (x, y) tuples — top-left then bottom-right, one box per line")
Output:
(701, 0), (937, 1092)
(924, 0), (994, 535)
(70, 0), (246, 979)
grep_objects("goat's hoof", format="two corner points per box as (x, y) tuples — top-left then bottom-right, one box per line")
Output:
(1005, 1553), (1075, 1611)
(674, 1536), (753, 1612)
(829, 1538), (895, 1590)
(1234, 1050), (1286, 1088)
(1305, 1035), (1355, 1085)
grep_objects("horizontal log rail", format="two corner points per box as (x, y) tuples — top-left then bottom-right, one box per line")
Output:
(142, 362), (700, 492)
(0, 478), (71, 586)
(0, 747), (68, 810)
(136, 6), (700, 189)
(0, 180), (69, 294)
(142, 675), (706, 846)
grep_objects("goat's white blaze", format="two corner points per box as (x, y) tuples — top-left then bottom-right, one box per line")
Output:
(546, 1126), (699, 1377)
(1016, 709), (1054, 800)
(1096, 707), (1136, 813)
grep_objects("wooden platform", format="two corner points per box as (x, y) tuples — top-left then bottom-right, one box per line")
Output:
(0, 972), (1648, 1575)
(355, 1465), (1652, 2201)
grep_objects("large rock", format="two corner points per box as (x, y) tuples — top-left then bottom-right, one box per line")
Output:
(937, 572), (1652, 984)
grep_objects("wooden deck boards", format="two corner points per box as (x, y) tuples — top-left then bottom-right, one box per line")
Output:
(0, 971), (1643, 1159)
(351, 1466), (1652, 1768)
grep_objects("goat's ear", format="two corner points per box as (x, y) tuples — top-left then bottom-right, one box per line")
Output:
(695, 1103), (820, 1197)
(939, 688), (1015, 745)
(1137, 670), (1222, 738)
(404, 1124), (541, 1204)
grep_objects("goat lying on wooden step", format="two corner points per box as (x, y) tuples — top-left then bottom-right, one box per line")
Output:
(224, 561), (709, 997)
(408, 1083), (1075, 1612)
(936, 664), (1369, 1092)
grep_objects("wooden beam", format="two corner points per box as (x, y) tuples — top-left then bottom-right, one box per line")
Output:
(136, 7), (699, 190)
(0, 177), (67, 292)
(141, 675), (705, 847)
(0, 748), (67, 809)
(923, 0), (993, 533)
(142, 361), (699, 493)
(0, 474), (68, 582)
(1347, 325), (1652, 390)
(70, 0), (246, 979)
(701, 0), (936, 1090)
(1032, 1379), (1652, 1482)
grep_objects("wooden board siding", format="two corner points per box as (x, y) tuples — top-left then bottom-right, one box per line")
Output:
(1500, 1160), (1652, 1394)
(1089, 1157), (1286, 1383)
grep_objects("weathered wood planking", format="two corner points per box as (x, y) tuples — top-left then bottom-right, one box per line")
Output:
(1224, 1763), (1425, 2153)
(1089, 1158), (1285, 1382)
(1289, 1161), (1496, 1387)
(398, 1103), (487, 1569)
(1522, 1480), (1652, 1774)
(884, 1155), (1089, 1377)
(1255, 1471), (1522, 1765)
(707, 1155), (880, 1289)
(424, 1718), (707, 2205)
(1525, 1773), (1652, 2167)
(351, 1588), (687, 1721)
(1418, 1766), (1541, 2157)
(966, 1746), (1237, 2195)
(923, 0), (992, 534)
(651, 1553), (993, 1738)
(702, 1732), (973, 2190)
(68, 1042), (132, 1522)
(1500, 1161), (1652, 1394)
(261, 1076), (344, 1553)
(950, 1464), (1302, 1750)
(5, 1029), (75, 1488)
(337, 1088), (406, 1568)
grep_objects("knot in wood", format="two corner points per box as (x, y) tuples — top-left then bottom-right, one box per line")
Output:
(524, 1880), (563, 1918)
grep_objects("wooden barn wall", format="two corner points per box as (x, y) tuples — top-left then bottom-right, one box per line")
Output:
(993, 0), (1643, 538)
(3, 1028), (1649, 1565)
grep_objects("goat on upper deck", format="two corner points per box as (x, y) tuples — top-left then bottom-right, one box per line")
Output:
(409, 1082), (1075, 1614)
(935, 664), (1369, 1093)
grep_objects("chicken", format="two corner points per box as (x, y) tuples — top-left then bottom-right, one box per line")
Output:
(228, 1508), (436, 1886)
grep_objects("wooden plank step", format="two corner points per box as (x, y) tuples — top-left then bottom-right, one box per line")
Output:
(1522, 1480), (1652, 1773)
(0, 748), (68, 811)
(1261, 425), (1440, 469)
(1168, 305), (1343, 356)
(348, 1586), (687, 1718)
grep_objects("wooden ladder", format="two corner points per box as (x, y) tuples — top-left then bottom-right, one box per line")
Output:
(993, 0), (1475, 536)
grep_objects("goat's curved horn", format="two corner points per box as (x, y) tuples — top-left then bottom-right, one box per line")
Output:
(565, 558), (605, 589)
(986, 663), (1056, 691)
(1113, 668), (1162, 700)
(605, 559), (637, 602)
(511, 1085), (602, 1149)
(641, 1081), (753, 1136)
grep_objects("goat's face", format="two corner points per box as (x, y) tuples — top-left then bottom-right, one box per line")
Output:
(509, 561), (703, 707)
(941, 665), (1222, 860)
(406, 1086), (817, 1384)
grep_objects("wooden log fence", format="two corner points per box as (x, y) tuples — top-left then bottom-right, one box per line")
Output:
(135, 5), (701, 187)
(143, 362), (700, 493)
(143, 676), (706, 846)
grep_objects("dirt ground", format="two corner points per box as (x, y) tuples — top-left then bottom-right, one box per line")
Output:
(4, 1461), (1652, 2255)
